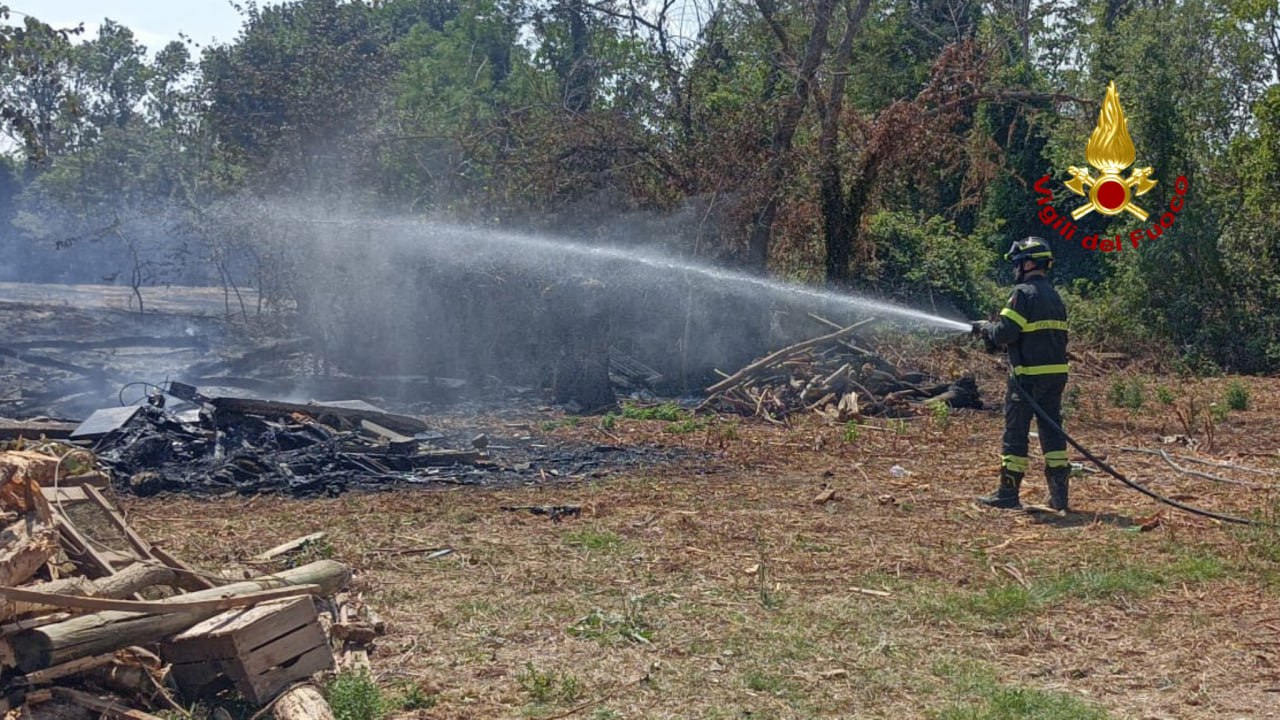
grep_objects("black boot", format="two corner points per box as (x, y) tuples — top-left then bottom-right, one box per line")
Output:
(977, 469), (1023, 509)
(1046, 466), (1070, 511)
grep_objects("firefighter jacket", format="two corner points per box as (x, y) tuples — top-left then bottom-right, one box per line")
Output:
(982, 275), (1068, 377)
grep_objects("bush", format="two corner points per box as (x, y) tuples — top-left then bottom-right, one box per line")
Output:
(861, 211), (999, 319)
(1225, 380), (1250, 411)
(327, 670), (387, 720)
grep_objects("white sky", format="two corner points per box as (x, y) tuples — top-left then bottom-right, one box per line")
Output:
(12, 1), (250, 51)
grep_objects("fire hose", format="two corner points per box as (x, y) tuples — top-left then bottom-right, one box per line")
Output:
(972, 323), (1265, 526)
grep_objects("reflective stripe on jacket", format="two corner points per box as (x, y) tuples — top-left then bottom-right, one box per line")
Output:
(984, 275), (1068, 376)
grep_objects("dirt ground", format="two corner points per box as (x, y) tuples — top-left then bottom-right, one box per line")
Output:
(115, 349), (1280, 720)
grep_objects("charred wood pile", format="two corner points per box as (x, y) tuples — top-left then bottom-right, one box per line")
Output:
(0, 446), (376, 719)
(1, 384), (689, 498)
(701, 316), (982, 423)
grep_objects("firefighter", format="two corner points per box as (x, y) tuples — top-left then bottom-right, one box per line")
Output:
(971, 237), (1070, 511)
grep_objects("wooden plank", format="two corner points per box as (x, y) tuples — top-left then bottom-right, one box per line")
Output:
(254, 533), (328, 561)
(210, 396), (429, 435)
(245, 643), (334, 705)
(99, 550), (138, 569)
(0, 583), (319, 615)
(82, 486), (152, 559)
(240, 620), (327, 678)
(41, 486), (87, 504)
(57, 473), (109, 488)
(0, 419), (78, 441)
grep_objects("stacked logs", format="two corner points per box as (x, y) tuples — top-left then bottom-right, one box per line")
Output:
(0, 446), (373, 720)
(702, 317), (982, 423)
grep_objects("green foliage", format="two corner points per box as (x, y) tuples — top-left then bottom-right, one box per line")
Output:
(842, 421), (860, 444)
(1210, 402), (1230, 424)
(6, 0), (1280, 373)
(621, 402), (685, 422)
(928, 401), (951, 430)
(1108, 377), (1145, 411)
(861, 211), (1000, 319)
(600, 412), (618, 431)
(326, 670), (388, 720)
(517, 662), (582, 704)
(567, 597), (654, 645)
(1156, 386), (1176, 406)
(1225, 380), (1250, 411)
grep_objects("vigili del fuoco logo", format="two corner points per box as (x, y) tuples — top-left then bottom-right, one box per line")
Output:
(1030, 81), (1189, 252)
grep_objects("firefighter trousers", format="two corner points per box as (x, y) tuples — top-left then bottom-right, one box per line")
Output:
(1000, 374), (1068, 474)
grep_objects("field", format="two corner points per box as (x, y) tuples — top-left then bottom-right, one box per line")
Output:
(121, 354), (1280, 720)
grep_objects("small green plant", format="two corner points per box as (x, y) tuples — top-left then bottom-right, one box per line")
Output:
(743, 670), (786, 694)
(568, 598), (654, 645)
(842, 421), (860, 444)
(1225, 380), (1250, 411)
(1123, 378), (1145, 411)
(1156, 385), (1175, 406)
(1107, 377), (1126, 408)
(1210, 402), (1230, 424)
(621, 401), (685, 421)
(713, 419), (740, 443)
(326, 670), (387, 720)
(517, 663), (582, 704)
(928, 400), (951, 429)
(394, 682), (437, 711)
(284, 534), (336, 568)
(600, 412), (618, 431)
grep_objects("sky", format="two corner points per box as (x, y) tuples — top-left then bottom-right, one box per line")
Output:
(13, 1), (250, 52)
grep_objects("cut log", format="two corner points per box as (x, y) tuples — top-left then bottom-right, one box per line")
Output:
(9, 560), (349, 672)
(0, 516), (59, 589)
(91, 564), (178, 600)
(0, 577), (95, 621)
(272, 684), (335, 720)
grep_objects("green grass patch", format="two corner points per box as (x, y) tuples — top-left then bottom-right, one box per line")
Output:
(517, 662), (583, 704)
(930, 658), (1109, 719)
(621, 401), (685, 421)
(563, 528), (624, 553)
(919, 551), (1228, 626)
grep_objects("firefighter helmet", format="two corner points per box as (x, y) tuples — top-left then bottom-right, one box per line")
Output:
(1004, 236), (1054, 270)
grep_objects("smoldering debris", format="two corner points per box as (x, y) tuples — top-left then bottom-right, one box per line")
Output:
(702, 316), (983, 423)
(75, 390), (690, 498)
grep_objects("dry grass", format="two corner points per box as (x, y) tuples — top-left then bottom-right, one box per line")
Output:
(119, 353), (1280, 719)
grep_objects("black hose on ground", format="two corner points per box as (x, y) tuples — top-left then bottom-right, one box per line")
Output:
(1006, 368), (1265, 526)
